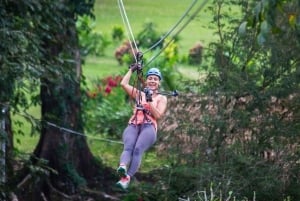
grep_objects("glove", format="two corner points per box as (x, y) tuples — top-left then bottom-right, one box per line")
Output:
(129, 63), (142, 72)
(144, 88), (153, 102)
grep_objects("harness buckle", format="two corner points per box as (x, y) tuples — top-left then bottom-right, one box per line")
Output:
(136, 104), (144, 111)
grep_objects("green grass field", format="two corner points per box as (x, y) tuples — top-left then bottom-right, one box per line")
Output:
(15, 0), (216, 169)
(83, 0), (216, 80)
(93, 0), (214, 49)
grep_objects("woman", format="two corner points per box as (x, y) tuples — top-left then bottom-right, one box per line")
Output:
(116, 65), (168, 190)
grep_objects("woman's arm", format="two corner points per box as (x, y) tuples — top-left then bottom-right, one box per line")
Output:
(120, 69), (139, 98)
(149, 95), (168, 119)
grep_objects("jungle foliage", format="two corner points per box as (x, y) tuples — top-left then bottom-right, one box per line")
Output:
(155, 0), (300, 201)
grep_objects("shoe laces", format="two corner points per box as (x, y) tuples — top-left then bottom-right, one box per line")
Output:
(120, 175), (130, 182)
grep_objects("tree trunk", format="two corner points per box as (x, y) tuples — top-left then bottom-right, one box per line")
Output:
(35, 75), (100, 188)
(0, 106), (14, 186)
(30, 12), (103, 200)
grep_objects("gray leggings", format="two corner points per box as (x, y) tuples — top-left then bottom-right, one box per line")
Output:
(119, 124), (157, 177)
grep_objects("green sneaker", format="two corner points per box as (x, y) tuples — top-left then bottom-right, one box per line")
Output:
(116, 175), (130, 190)
(117, 164), (127, 178)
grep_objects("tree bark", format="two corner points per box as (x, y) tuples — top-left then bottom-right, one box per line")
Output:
(31, 10), (102, 200)
(0, 106), (14, 184)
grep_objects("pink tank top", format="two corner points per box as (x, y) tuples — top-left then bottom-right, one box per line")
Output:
(129, 102), (158, 131)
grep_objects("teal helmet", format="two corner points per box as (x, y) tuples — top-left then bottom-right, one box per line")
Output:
(146, 67), (162, 80)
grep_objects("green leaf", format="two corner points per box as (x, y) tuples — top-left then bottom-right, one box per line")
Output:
(257, 33), (266, 45)
(260, 20), (270, 35)
(253, 2), (263, 20)
(238, 21), (248, 35)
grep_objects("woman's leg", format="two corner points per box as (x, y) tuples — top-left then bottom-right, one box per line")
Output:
(119, 125), (139, 166)
(127, 124), (156, 177)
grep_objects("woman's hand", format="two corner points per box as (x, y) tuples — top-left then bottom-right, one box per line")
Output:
(129, 63), (142, 72)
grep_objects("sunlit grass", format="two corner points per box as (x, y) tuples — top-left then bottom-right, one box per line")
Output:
(94, 0), (215, 51)
(13, 105), (40, 154)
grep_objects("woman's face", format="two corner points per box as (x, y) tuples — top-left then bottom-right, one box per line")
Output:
(146, 75), (160, 91)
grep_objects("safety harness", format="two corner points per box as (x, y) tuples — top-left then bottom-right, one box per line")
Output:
(130, 102), (154, 125)
(129, 63), (156, 126)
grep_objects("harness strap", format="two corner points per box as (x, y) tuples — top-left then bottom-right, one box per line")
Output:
(130, 106), (153, 125)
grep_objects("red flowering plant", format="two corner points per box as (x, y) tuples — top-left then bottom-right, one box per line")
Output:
(82, 75), (132, 137)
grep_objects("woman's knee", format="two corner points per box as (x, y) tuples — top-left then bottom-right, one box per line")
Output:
(133, 147), (142, 156)
(124, 147), (134, 153)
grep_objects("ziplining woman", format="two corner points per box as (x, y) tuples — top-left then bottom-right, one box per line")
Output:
(114, 0), (208, 190)
(116, 63), (168, 190)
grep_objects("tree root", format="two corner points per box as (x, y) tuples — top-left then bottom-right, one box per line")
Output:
(10, 192), (18, 201)
(15, 172), (122, 201)
(17, 174), (32, 189)
(46, 180), (79, 200)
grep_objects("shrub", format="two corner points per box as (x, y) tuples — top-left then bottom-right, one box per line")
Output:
(77, 15), (111, 56)
(136, 21), (162, 49)
(112, 25), (124, 41)
(188, 42), (204, 65)
(82, 75), (132, 137)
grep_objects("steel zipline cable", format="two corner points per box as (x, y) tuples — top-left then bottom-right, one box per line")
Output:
(118, 0), (207, 64)
(118, 0), (210, 67)
(145, 0), (210, 67)
(118, 0), (146, 106)
(0, 102), (124, 145)
(46, 122), (123, 145)
(143, 0), (199, 55)
(117, 0), (210, 100)
(117, 0), (139, 63)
